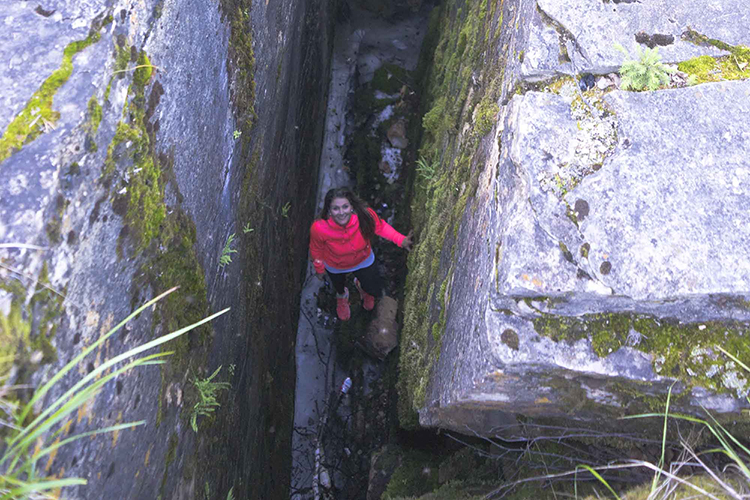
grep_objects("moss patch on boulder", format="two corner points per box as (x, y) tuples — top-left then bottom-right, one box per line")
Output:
(532, 310), (750, 398)
(678, 30), (750, 83)
(0, 31), (102, 163)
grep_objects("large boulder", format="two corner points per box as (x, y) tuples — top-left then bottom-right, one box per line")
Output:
(422, 79), (750, 436)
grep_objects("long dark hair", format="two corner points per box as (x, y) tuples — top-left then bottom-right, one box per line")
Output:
(320, 187), (375, 241)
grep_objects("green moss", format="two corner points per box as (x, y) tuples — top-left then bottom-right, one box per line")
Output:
(580, 242), (590, 258)
(29, 264), (63, 363)
(115, 43), (130, 73)
(87, 96), (103, 133)
(533, 311), (750, 395)
(133, 51), (153, 88)
(422, 96), (450, 146)
(0, 31), (101, 163)
(558, 241), (574, 263)
(44, 194), (67, 245)
(144, 198), (210, 427)
(678, 31), (750, 83)
(98, 44), (212, 432)
(103, 50), (167, 251)
(610, 381), (689, 414)
(473, 94), (498, 136)
(542, 75), (577, 94)
(371, 64), (411, 94)
(383, 450), (441, 499)
(220, 1), (256, 131)
(159, 432), (179, 498)
(85, 95), (103, 152)
(126, 151), (165, 250)
(399, 0), (506, 428)
(103, 122), (138, 179)
(0, 264), (64, 378)
(678, 55), (721, 83)
(0, 285), (31, 378)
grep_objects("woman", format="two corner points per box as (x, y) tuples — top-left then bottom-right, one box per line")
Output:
(310, 187), (413, 321)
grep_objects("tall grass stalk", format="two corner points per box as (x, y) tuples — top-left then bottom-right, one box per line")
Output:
(0, 286), (229, 498)
(489, 344), (750, 499)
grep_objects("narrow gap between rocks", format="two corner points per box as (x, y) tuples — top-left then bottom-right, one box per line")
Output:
(290, 3), (457, 498)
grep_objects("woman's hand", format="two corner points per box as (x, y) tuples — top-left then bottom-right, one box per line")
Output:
(401, 230), (414, 252)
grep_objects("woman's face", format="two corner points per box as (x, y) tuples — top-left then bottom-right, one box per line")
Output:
(329, 197), (352, 226)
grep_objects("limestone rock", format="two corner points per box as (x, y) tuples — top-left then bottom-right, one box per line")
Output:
(521, 0), (749, 78)
(386, 119), (409, 149)
(0, 0), (332, 496)
(365, 295), (399, 360)
(421, 80), (750, 438)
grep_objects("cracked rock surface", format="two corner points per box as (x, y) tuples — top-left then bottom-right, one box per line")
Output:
(522, 0), (749, 78)
(422, 10), (750, 434)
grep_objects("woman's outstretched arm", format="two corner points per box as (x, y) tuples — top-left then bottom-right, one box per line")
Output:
(369, 208), (412, 251)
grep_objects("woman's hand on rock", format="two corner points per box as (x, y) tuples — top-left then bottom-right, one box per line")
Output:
(401, 230), (414, 252)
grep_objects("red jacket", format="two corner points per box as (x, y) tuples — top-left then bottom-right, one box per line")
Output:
(310, 208), (405, 274)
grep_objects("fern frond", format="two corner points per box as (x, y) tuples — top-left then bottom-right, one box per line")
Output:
(219, 233), (238, 268)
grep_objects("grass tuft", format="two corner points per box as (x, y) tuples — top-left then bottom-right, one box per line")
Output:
(0, 287), (228, 497)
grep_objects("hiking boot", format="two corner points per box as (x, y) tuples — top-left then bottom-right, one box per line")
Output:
(336, 288), (350, 321)
(354, 278), (375, 311)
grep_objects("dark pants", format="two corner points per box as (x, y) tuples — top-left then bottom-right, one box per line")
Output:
(327, 261), (383, 298)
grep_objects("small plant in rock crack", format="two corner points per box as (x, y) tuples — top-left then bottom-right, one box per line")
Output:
(416, 155), (438, 184)
(190, 366), (230, 432)
(615, 43), (675, 91)
(219, 233), (237, 267)
(281, 201), (291, 218)
(242, 222), (254, 234)
(232, 130), (241, 140)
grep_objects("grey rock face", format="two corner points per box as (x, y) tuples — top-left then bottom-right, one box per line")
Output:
(576, 83), (750, 300)
(501, 82), (750, 305)
(422, 80), (750, 436)
(1, 0), (332, 497)
(521, 0), (749, 79)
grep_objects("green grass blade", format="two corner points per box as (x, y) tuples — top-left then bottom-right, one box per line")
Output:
(15, 286), (179, 427)
(29, 421), (145, 466)
(7, 305), (226, 461)
(575, 465), (621, 500)
(3, 352), (168, 467)
(7, 378), (111, 471)
(717, 345), (750, 373)
(623, 412), (709, 426)
(651, 382), (674, 493)
(5, 352), (167, 471)
(1, 477), (86, 499)
(704, 413), (750, 479)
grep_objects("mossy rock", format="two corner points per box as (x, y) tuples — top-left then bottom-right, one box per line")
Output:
(0, 31), (102, 163)
(383, 449), (441, 499)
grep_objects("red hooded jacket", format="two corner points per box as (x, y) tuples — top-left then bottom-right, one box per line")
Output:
(309, 208), (405, 274)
